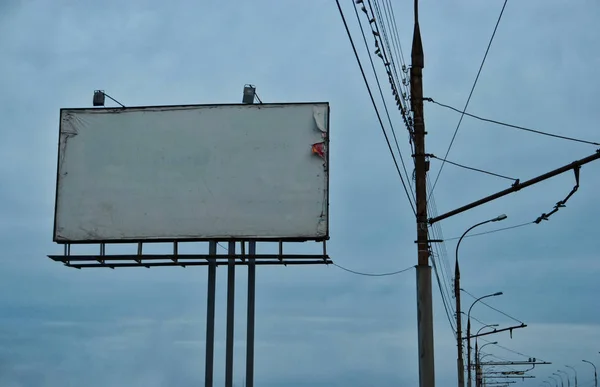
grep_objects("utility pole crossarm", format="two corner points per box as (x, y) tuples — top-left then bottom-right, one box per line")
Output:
(480, 361), (552, 366)
(429, 149), (600, 224)
(464, 323), (527, 340)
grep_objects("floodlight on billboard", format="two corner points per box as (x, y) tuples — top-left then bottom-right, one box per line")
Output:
(53, 103), (330, 243)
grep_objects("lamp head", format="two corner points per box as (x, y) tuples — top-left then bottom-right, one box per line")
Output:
(493, 214), (508, 222)
(493, 291), (503, 296)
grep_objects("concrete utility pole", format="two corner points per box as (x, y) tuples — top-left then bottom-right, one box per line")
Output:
(411, 0), (435, 386)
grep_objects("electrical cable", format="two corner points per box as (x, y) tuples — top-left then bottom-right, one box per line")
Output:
(332, 262), (414, 277)
(462, 288), (524, 324)
(429, 154), (518, 182)
(352, 1), (416, 204)
(428, 0), (509, 201)
(443, 222), (534, 241)
(336, 0), (416, 215)
(469, 314), (490, 327)
(431, 251), (458, 336)
(425, 98), (600, 146)
(480, 338), (545, 362)
(219, 241), (413, 277)
(363, 0), (413, 133)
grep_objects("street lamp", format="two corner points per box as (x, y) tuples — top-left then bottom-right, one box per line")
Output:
(466, 291), (503, 387)
(582, 360), (597, 387)
(565, 365), (577, 387)
(557, 370), (570, 387)
(455, 214), (507, 387)
(549, 376), (560, 387)
(553, 372), (565, 387)
(475, 341), (497, 387)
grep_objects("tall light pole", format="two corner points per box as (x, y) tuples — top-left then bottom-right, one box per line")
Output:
(455, 215), (507, 387)
(543, 381), (553, 387)
(550, 376), (560, 387)
(476, 342), (497, 387)
(565, 365), (577, 387)
(557, 370), (570, 387)
(467, 291), (503, 387)
(582, 360), (597, 387)
(553, 372), (565, 387)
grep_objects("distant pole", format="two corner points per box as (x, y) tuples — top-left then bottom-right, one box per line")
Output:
(455, 215), (507, 387)
(582, 360), (597, 387)
(467, 292), (503, 387)
(565, 365), (577, 387)
(411, 0), (435, 386)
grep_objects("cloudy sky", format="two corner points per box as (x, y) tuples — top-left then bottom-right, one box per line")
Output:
(1, 0), (600, 386)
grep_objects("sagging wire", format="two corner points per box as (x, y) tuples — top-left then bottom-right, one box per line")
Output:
(534, 166), (580, 224)
(428, 154), (518, 182)
(425, 97), (600, 147)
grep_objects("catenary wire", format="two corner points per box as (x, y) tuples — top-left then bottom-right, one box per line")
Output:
(429, 154), (518, 182)
(425, 98), (600, 146)
(462, 288), (524, 324)
(336, 0), (416, 215)
(480, 338), (545, 362)
(428, 0), (509, 201)
(332, 262), (414, 277)
(353, 1), (416, 204)
(444, 221), (535, 241)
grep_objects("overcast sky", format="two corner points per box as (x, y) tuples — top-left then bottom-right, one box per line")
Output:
(1, 0), (599, 386)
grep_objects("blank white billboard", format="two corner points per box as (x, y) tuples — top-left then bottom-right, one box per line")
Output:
(53, 103), (329, 242)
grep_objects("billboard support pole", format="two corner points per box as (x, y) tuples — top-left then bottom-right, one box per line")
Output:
(205, 241), (217, 387)
(246, 241), (256, 387)
(225, 241), (236, 387)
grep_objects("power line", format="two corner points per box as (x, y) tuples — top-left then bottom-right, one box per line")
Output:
(425, 98), (600, 146)
(336, 0), (416, 215)
(353, 1), (416, 204)
(332, 262), (414, 277)
(469, 314), (490, 326)
(443, 222), (534, 241)
(431, 251), (457, 336)
(429, 154), (518, 182)
(428, 0), (509, 201)
(480, 338), (545, 362)
(462, 288), (524, 324)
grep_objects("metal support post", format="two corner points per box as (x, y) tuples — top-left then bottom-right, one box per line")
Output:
(456, 264), (465, 387)
(246, 241), (256, 387)
(225, 241), (236, 387)
(204, 241), (217, 387)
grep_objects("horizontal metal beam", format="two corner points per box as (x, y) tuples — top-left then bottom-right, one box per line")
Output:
(61, 259), (332, 269)
(48, 254), (327, 262)
(429, 149), (600, 224)
(465, 323), (527, 340)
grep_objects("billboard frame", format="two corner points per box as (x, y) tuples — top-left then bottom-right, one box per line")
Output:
(52, 102), (330, 244)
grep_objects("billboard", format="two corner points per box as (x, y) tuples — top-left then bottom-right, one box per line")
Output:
(53, 103), (330, 243)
